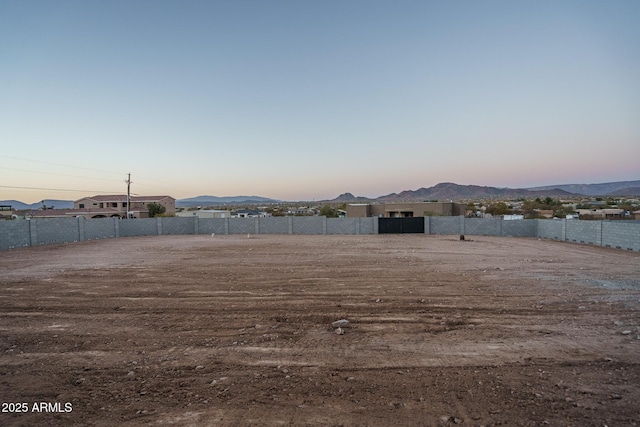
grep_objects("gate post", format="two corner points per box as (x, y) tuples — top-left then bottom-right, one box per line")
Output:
(78, 216), (85, 242)
(29, 219), (37, 246)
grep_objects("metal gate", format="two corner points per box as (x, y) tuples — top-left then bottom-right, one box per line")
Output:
(378, 217), (425, 234)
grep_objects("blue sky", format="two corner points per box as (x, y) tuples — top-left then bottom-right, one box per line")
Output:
(1, 0), (639, 202)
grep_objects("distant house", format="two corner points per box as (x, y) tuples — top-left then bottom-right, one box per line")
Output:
(502, 214), (524, 220)
(287, 206), (316, 216)
(0, 205), (15, 220)
(231, 209), (267, 218)
(26, 195), (175, 219)
(73, 195), (175, 219)
(176, 209), (231, 219)
(346, 202), (466, 218)
(534, 209), (555, 219)
(602, 209), (625, 219)
(575, 208), (625, 220)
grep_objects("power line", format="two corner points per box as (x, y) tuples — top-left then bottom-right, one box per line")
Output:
(130, 174), (186, 192)
(1, 155), (183, 193)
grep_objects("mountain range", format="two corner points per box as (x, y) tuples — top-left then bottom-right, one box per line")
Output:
(0, 199), (75, 210)
(526, 180), (640, 197)
(2, 180), (638, 209)
(327, 180), (640, 203)
(175, 195), (281, 207)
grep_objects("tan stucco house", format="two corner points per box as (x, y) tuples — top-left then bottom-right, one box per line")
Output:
(72, 195), (176, 218)
(346, 202), (466, 218)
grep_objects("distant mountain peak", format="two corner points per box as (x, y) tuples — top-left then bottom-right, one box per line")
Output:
(327, 192), (372, 203)
(336, 192), (355, 199)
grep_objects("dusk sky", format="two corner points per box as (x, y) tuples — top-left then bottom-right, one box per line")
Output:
(2, 0), (639, 203)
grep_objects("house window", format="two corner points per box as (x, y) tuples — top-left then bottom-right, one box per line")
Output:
(79, 204), (85, 208)
(123, 202), (127, 208)
(111, 203), (117, 208)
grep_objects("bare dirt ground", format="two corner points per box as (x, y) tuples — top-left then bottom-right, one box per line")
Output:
(1, 234), (639, 426)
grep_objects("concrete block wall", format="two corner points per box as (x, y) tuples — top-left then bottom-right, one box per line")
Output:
(602, 221), (640, 251)
(537, 219), (564, 240)
(255, 217), (289, 234)
(360, 217), (374, 234)
(32, 218), (80, 245)
(83, 218), (117, 240)
(228, 218), (255, 234)
(1, 216), (637, 252)
(327, 218), (357, 234)
(429, 217), (461, 235)
(292, 217), (325, 235)
(0, 220), (31, 250)
(119, 218), (158, 237)
(501, 220), (537, 237)
(162, 217), (196, 235)
(462, 218), (500, 236)
(197, 218), (228, 235)
(565, 220), (601, 245)
(426, 217), (535, 237)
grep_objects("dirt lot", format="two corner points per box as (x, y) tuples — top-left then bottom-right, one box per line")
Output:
(1, 234), (639, 426)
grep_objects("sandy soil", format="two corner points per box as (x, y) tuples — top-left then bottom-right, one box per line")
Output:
(1, 234), (639, 426)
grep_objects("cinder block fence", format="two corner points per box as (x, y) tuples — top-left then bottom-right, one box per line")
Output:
(1, 216), (639, 252)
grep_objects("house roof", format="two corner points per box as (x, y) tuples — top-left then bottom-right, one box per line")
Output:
(27, 208), (124, 217)
(233, 209), (262, 215)
(27, 210), (77, 218)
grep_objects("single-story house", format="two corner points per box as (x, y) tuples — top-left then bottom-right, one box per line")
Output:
(346, 202), (466, 218)
(176, 209), (231, 219)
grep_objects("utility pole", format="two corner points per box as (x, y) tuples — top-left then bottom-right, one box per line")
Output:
(126, 173), (131, 219)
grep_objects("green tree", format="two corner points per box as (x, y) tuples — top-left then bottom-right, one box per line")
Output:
(485, 202), (512, 216)
(319, 204), (338, 218)
(553, 205), (576, 218)
(521, 200), (539, 218)
(147, 203), (166, 218)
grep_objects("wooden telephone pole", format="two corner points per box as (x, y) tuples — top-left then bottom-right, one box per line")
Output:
(126, 173), (131, 219)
